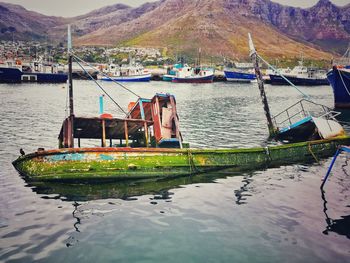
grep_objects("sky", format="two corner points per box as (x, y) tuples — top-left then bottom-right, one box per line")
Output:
(1, 0), (349, 17)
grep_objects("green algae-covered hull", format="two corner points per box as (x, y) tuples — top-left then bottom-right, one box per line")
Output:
(12, 137), (350, 181)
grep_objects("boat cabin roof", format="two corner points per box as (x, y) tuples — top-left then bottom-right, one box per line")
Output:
(59, 116), (153, 140)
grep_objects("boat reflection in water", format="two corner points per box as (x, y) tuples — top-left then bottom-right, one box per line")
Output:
(25, 172), (237, 202)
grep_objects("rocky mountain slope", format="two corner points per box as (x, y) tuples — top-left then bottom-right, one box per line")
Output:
(0, 2), (66, 41)
(1, 0), (349, 59)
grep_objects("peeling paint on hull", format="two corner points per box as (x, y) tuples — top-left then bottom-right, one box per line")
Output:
(12, 137), (350, 181)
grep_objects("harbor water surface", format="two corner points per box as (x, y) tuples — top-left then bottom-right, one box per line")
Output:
(0, 81), (349, 262)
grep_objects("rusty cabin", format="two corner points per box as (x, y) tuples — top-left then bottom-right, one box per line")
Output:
(58, 93), (182, 149)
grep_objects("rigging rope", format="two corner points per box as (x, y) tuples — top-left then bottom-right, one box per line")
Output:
(73, 58), (128, 115)
(73, 54), (141, 98)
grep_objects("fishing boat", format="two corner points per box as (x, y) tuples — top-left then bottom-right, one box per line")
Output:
(263, 68), (291, 84)
(12, 29), (350, 182)
(172, 66), (214, 83)
(224, 63), (256, 83)
(98, 59), (151, 82)
(0, 59), (68, 83)
(162, 63), (184, 81)
(269, 60), (329, 86)
(326, 46), (350, 108)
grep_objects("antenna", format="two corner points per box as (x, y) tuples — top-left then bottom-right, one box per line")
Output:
(67, 25), (72, 54)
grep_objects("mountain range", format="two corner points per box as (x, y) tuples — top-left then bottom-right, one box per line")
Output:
(0, 0), (349, 60)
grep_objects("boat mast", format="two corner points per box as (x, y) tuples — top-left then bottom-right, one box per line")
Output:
(248, 33), (276, 137)
(198, 48), (201, 69)
(66, 25), (74, 148)
(68, 25), (74, 117)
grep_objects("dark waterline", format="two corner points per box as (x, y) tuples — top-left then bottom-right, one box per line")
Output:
(0, 81), (349, 262)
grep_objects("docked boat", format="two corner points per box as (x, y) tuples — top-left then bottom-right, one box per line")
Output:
(162, 63), (184, 81)
(224, 63), (256, 83)
(11, 30), (350, 182)
(98, 61), (151, 82)
(172, 66), (214, 83)
(269, 60), (329, 86)
(326, 46), (350, 108)
(263, 68), (291, 84)
(0, 59), (67, 83)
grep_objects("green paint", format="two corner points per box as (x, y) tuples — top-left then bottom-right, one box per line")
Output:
(13, 136), (350, 181)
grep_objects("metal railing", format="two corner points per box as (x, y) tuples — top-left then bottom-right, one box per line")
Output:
(273, 99), (340, 131)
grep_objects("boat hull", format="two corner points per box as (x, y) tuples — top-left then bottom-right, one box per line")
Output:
(162, 74), (174, 81)
(22, 72), (68, 83)
(12, 137), (350, 181)
(0, 67), (68, 83)
(224, 71), (256, 83)
(172, 74), (214, 83)
(99, 74), (151, 82)
(269, 74), (329, 86)
(327, 67), (350, 108)
(0, 67), (22, 83)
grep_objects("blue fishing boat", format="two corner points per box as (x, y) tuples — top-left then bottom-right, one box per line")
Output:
(224, 70), (256, 82)
(327, 66), (350, 108)
(224, 63), (256, 83)
(0, 60), (67, 83)
(326, 47), (350, 108)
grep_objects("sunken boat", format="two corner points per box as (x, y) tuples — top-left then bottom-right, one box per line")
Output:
(12, 30), (350, 182)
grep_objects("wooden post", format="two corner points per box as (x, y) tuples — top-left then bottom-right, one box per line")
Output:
(139, 99), (149, 147)
(63, 117), (74, 148)
(124, 120), (129, 147)
(144, 121), (149, 147)
(169, 95), (182, 148)
(248, 33), (275, 137)
(101, 119), (106, 147)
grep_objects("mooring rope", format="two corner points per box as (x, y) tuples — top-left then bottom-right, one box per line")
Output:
(73, 54), (141, 98)
(264, 146), (272, 162)
(73, 58), (128, 115)
(308, 142), (319, 163)
(187, 149), (197, 174)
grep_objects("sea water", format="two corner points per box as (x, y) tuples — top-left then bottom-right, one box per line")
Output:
(0, 81), (349, 262)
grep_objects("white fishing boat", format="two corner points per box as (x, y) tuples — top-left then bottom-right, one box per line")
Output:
(172, 66), (214, 83)
(98, 60), (151, 82)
